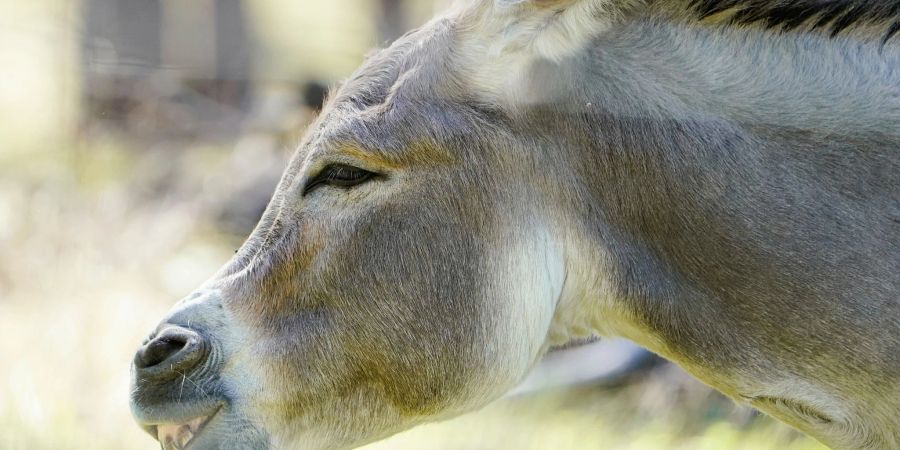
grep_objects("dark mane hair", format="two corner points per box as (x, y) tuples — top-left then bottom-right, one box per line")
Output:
(686, 0), (900, 42)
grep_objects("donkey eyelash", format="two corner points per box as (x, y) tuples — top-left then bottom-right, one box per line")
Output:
(302, 164), (378, 195)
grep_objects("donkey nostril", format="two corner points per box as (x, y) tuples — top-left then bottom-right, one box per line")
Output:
(134, 327), (204, 372)
(137, 336), (188, 368)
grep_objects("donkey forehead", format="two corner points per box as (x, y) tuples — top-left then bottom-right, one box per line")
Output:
(302, 102), (495, 174)
(330, 19), (458, 109)
(306, 48), (504, 164)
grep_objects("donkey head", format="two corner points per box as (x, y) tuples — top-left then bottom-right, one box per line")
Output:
(129, 2), (602, 449)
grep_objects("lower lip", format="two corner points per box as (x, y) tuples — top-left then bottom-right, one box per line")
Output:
(156, 408), (220, 450)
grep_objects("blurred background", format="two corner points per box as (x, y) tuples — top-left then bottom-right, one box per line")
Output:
(0, 1), (826, 449)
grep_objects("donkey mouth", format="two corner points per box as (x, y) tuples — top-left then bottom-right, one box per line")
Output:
(151, 408), (219, 450)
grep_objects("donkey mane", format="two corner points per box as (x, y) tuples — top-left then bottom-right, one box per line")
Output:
(683, 0), (900, 42)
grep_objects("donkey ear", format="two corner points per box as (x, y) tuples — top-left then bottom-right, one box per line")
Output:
(482, 0), (622, 61)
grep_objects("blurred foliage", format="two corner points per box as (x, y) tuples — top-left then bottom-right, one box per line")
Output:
(0, 0), (826, 449)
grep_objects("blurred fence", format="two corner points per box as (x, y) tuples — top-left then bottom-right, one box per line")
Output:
(76, 0), (449, 143)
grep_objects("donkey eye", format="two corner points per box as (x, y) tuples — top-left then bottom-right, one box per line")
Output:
(303, 164), (377, 195)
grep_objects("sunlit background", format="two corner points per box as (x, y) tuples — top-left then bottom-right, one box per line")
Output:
(0, 1), (827, 449)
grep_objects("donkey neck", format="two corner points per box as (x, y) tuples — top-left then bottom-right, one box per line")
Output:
(539, 13), (900, 434)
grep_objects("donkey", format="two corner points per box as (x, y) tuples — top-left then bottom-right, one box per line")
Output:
(129, 1), (900, 449)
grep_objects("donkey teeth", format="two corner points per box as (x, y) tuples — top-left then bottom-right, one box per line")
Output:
(157, 416), (208, 450)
